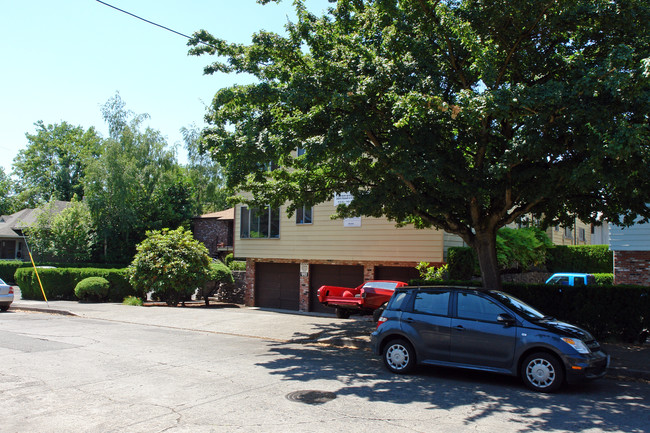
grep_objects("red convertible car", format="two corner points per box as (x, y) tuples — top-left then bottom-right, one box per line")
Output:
(317, 280), (407, 319)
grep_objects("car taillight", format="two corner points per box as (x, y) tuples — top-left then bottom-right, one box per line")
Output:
(9, 287), (14, 294)
(376, 316), (388, 329)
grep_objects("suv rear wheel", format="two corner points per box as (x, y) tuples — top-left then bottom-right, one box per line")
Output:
(383, 339), (415, 374)
(521, 352), (564, 393)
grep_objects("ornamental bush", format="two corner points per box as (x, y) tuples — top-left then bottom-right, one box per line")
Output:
(128, 227), (211, 307)
(75, 277), (110, 302)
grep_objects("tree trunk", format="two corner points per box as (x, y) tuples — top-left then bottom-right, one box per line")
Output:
(471, 230), (502, 289)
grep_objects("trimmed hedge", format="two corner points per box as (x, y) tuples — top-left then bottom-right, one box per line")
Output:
(0, 260), (30, 284)
(413, 279), (649, 342)
(75, 277), (110, 302)
(546, 245), (613, 273)
(15, 267), (139, 302)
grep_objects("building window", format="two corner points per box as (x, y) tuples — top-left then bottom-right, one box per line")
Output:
(579, 228), (586, 242)
(564, 227), (572, 238)
(554, 226), (560, 232)
(296, 146), (306, 157)
(240, 206), (280, 239)
(296, 205), (313, 225)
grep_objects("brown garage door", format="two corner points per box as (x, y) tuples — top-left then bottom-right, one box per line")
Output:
(256, 263), (300, 310)
(374, 266), (420, 284)
(309, 264), (364, 314)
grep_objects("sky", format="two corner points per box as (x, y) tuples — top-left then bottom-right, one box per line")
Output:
(0, 0), (332, 174)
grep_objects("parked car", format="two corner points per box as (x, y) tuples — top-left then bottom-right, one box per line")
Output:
(545, 273), (596, 286)
(0, 278), (14, 312)
(317, 280), (407, 319)
(371, 286), (609, 392)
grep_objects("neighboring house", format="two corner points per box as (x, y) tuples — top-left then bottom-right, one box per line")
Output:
(235, 199), (447, 313)
(546, 220), (592, 246)
(610, 214), (650, 286)
(192, 208), (235, 260)
(0, 201), (71, 260)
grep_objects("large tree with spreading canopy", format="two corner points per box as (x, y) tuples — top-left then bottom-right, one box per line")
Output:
(189, 0), (650, 288)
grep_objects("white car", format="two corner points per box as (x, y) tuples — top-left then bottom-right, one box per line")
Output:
(0, 278), (14, 311)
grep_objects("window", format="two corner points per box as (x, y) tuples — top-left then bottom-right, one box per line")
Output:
(413, 291), (450, 316)
(296, 146), (306, 156)
(296, 205), (313, 225)
(578, 228), (586, 242)
(457, 292), (506, 322)
(240, 206), (280, 239)
(564, 226), (572, 238)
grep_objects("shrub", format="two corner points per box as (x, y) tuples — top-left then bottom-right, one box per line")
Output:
(75, 277), (110, 302)
(0, 260), (29, 284)
(593, 273), (614, 285)
(496, 227), (552, 271)
(416, 262), (448, 281)
(128, 227), (211, 307)
(546, 245), (613, 273)
(223, 253), (234, 266)
(15, 267), (137, 301)
(197, 261), (235, 306)
(447, 247), (477, 280)
(228, 261), (247, 271)
(123, 296), (143, 306)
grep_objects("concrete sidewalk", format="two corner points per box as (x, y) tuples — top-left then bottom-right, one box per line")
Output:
(8, 297), (650, 382)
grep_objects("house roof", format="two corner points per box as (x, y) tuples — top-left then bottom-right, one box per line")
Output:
(0, 201), (71, 239)
(194, 208), (235, 221)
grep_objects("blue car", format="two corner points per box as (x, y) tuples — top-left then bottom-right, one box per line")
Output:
(545, 273), (596, 286)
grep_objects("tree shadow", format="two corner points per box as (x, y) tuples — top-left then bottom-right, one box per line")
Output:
(255, 322), (650, 432)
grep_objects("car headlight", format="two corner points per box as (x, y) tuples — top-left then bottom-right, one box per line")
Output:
(562, 337), (590, 354)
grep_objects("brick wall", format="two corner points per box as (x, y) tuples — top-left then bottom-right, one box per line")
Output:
(193, 219), (232, 257)
(614, 250), (650, 287)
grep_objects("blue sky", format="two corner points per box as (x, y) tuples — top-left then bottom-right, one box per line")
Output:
(0, 0), (331, 173)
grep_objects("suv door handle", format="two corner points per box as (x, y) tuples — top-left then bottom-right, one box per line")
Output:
(403, 318), (415, 323)
(454, 325), (465, 331)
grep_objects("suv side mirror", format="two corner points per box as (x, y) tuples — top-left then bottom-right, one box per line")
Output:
(497, 313), (516, 327)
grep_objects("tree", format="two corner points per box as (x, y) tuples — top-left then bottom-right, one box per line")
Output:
(0, 167), (15, 215)
(189, 0), (650, 288)
(181, 125), (230, 213)
(25, 198), (97, 263)
(84, 93), (195, 262)
(12, 121), (101, 207)
(128, 227), (211, 306)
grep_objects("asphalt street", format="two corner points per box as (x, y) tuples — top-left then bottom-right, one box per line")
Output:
(1, 305), (649, 433)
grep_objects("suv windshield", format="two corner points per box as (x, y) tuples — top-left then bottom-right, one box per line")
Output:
(489, 291), (546, 321)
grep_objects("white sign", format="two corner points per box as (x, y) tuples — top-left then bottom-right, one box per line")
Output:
(343, 217), (362, 227)
(334, 192), (354, 206)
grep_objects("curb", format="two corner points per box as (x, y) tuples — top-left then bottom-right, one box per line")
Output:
(10, 305), (77, 316)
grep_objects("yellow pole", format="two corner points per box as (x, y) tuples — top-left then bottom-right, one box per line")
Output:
(28, 251), (49, 305)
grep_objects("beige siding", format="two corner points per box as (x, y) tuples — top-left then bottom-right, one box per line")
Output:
(546, 220), (592, 246)
(235, 201), (444, 262)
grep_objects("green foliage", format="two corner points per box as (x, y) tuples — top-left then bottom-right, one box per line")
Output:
(15, 267), (136, 301)
(123, 295), (143, 306)
(447, 247), (477, 281)
(197, 260), (236, 305)
(496, 227), (552, 271)
(189, 0), (650, 289)
(594, 273), (614, 285)
(502, 283), (650, 342)
(0, 167), (16, 215)
(228, 261), (247, 271)
(128, 227), (211, 306)
(223, 253), (234, 266)
(74, 277), (110, 302)
(83, 93), (195, 263)
(546, 245), (613, 273)
(0, 260), (29, 284)
(12, 120), (101, 207)
(416, 262), (448, 281)
(25, 199), (97, 263)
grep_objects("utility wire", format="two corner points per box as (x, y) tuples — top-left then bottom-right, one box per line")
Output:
(95, 0), (213, 47)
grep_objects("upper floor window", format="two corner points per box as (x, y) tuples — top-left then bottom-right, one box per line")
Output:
(296, 205), (313, 225)
(564, 227), (572, 239)
(578, 228), (586, 242)
(296, 146), (306, 156)
(240, 206), (280, 239)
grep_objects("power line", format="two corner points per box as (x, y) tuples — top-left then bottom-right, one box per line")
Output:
(95, 0), (203, 44)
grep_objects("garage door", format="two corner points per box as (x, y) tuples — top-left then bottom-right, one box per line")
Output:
(374, 266), (420, 284)
(309, 265), (364, 314)
(256, 263), (300, 310)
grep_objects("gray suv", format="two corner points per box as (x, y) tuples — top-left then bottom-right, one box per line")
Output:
(371, 286), (609, 392)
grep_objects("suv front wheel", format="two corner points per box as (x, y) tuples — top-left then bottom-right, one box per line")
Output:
(521, 352), (564, 393)
(383, 339), (416, 374)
